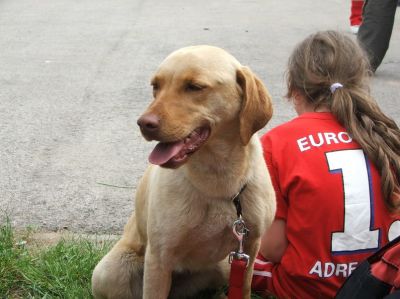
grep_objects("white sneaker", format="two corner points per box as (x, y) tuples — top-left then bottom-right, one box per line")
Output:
(350, 25), (360, 34)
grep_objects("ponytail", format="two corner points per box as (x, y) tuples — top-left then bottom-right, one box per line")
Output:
(331, 87), (400, 211)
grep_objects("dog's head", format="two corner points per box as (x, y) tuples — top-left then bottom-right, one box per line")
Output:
(137, 45), (273, 169)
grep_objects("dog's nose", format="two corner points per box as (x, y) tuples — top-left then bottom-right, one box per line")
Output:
(137, 114), (160, 136)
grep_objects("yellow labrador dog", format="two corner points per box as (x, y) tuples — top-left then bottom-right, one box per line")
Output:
(92, 45), (276, 299)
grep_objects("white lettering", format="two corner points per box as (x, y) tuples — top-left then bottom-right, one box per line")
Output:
(335, 263), (348, 277)
(324, 262), (335, 278)
(309, 261), (359, 278)
(309, 133), (324, 147)
(297, 137), (311, 152)
(324, 132), (339, 145)
(348, 262), (358, 275)
(309, 261), (322, 276)
(338, 132), (352, 143)
(297, 132), (353, 152)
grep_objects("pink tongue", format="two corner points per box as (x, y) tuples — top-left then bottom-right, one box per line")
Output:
(149, 141), (185, 165)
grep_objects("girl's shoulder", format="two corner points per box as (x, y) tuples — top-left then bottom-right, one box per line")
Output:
(268, 112), (338, 135)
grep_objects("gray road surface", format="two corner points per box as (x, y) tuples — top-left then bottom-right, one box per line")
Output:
(1, 0), (399, 233)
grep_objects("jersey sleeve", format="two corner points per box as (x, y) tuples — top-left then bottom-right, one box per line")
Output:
(261, 134), (288, 220)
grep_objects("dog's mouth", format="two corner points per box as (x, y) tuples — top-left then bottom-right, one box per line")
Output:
(148, 126), (210, 168)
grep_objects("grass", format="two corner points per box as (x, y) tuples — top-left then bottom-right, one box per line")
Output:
(0, 218), (265, 299)
(0, 218), (112, 298)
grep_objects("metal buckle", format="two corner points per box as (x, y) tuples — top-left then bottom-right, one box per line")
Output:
(229, 251), (250, 266)
(229, 217), (250, 267)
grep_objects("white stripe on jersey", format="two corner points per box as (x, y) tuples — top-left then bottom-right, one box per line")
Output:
(253, 270), (272, 277)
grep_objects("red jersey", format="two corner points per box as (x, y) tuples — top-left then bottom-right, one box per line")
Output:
(260, 112), (400, 298)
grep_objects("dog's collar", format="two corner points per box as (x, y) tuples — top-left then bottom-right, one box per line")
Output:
(231, 184), (247, 218)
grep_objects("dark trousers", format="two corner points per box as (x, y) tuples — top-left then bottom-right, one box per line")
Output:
(357, 0), (398, 71)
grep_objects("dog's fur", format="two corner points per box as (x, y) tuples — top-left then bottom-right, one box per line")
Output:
(92, 45), (276, 299)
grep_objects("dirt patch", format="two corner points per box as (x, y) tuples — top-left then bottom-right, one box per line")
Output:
(13, 229), (119, 250)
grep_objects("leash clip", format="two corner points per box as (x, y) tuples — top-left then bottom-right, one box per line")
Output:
(229, 218), (250, 267)
(229, 251), (250, 266)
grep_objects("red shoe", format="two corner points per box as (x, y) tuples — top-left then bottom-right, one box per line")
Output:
(350, 0), (364, 26)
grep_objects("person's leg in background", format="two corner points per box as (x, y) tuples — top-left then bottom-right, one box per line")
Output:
(357, 0), (398, 72)
(252, 253), (277, 298)
(350, 0), (364, 34)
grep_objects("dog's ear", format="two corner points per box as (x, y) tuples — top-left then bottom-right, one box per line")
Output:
(237, 66), (273, 145)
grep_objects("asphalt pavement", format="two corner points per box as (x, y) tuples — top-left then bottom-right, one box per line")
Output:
(0, 0), (399, 233)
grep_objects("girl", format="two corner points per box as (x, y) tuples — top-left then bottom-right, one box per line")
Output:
(252, 31), (400, 298)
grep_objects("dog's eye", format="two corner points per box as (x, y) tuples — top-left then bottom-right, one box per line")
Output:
(185, 83), (205, 92)
(152, 83), (159, 91)
(152, 83), (159, 96)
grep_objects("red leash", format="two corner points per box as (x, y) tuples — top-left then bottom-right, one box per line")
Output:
(228, 186), (249, 299)
(228, 218), (250, 299)
(228, 258), (248, 299)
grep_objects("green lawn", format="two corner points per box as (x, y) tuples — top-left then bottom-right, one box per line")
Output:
(0, 218), (265, 298)
(0, 219), (111, 298)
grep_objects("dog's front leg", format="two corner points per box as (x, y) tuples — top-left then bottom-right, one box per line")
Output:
(143, 246), (172, 299)
(242, 238), (261, 299)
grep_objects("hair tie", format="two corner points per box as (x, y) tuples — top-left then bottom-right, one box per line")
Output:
(330, 82), (343, 93)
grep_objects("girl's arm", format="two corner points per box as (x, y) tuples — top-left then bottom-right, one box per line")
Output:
(259, 219), (288, 263)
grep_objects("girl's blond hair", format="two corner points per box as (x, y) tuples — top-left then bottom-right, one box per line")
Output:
(286, 30), (400, 212)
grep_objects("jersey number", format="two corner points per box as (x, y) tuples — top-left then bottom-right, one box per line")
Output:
(327, 149), (380, 253)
